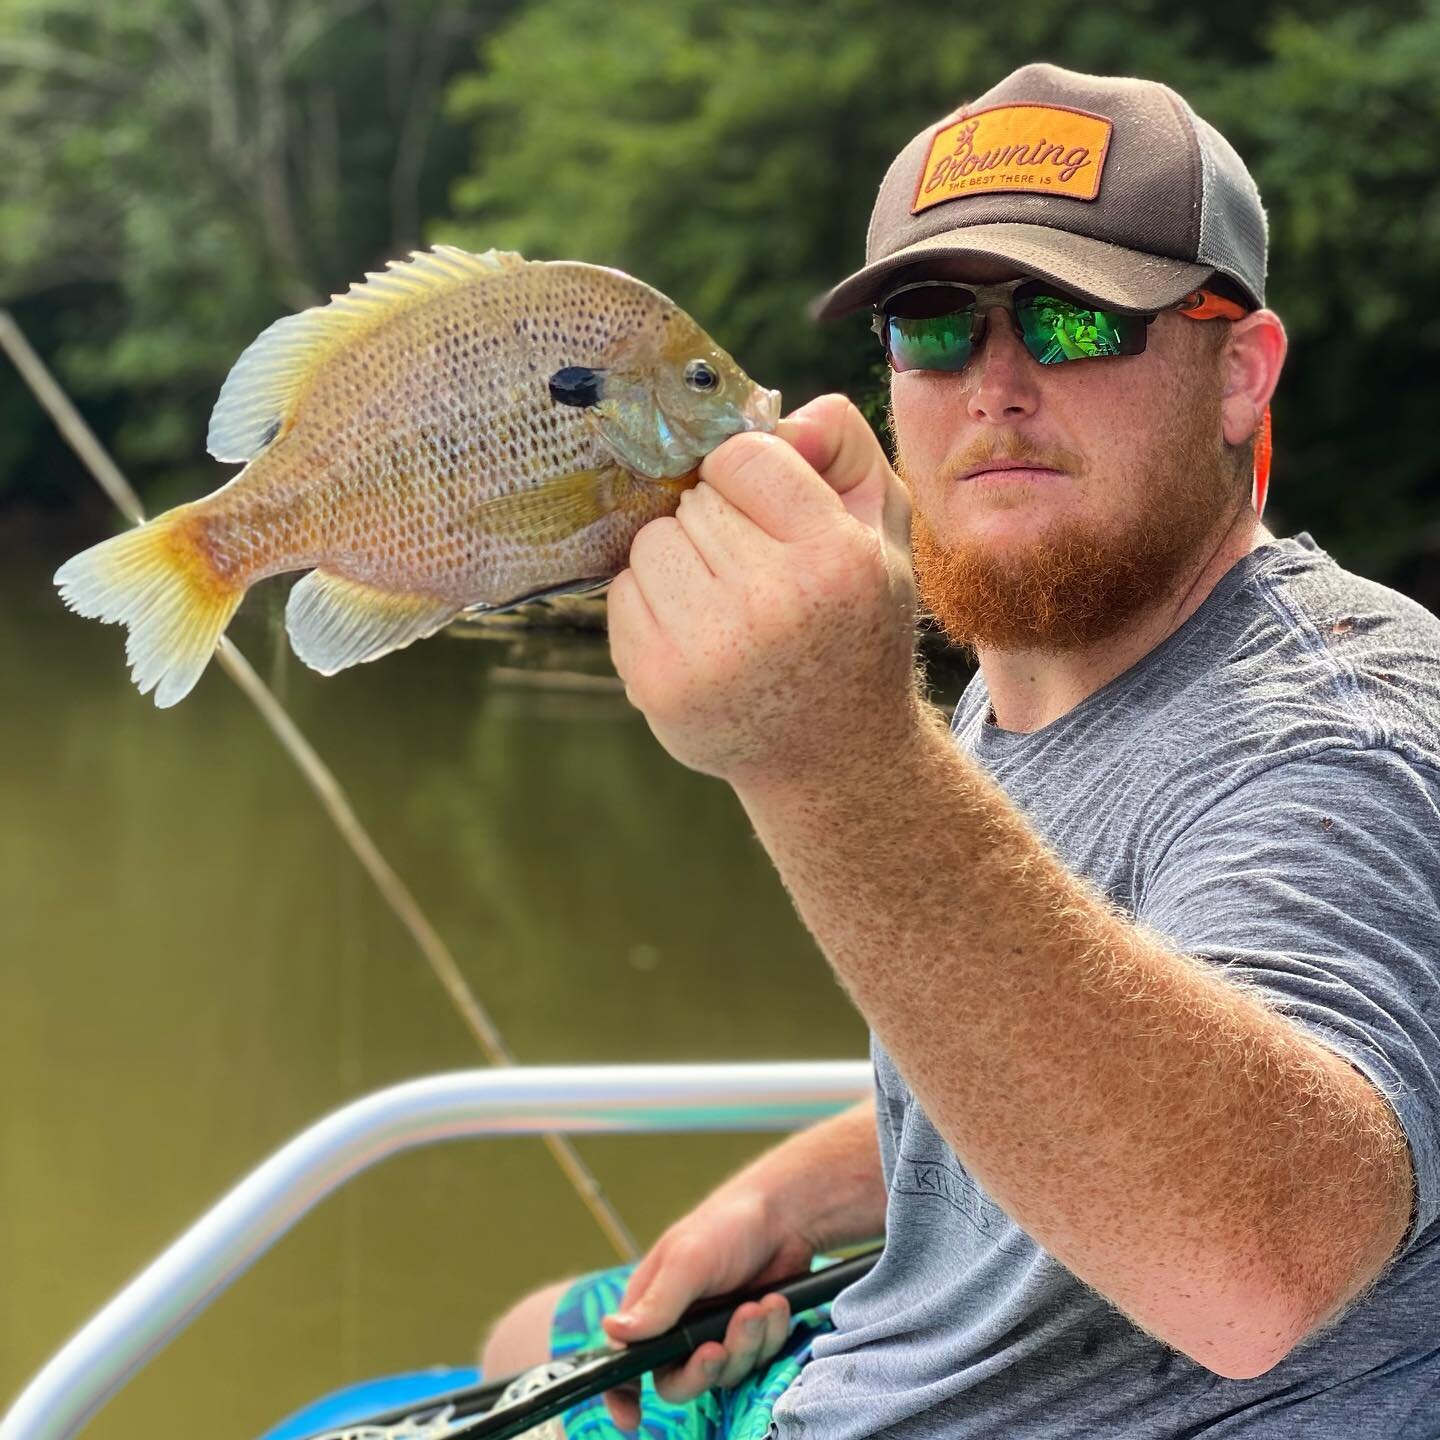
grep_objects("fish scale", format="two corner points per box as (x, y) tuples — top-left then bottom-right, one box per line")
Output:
(54, 245), (780, 706)
(253, 266), (636, 592)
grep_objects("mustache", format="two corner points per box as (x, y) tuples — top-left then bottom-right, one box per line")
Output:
(935, 432), (1086, 484)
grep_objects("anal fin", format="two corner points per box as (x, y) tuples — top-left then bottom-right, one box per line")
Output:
(286, 569), (461, 675)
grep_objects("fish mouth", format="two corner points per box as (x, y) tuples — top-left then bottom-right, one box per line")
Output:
(742, 386), (782, 434)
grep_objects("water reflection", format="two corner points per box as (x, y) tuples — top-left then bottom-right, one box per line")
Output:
(1, 528), (963, 1437)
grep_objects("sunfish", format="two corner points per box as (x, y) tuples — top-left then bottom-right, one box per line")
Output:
(54, 246), (780, 706)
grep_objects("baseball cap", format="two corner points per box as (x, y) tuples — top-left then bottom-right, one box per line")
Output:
(814, 63), (1267, 320)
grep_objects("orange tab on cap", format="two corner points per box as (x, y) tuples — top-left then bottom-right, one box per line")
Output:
(914, 103), (1113, 212)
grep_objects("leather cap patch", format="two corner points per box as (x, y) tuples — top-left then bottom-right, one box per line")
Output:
(913, 103), (1113, 211)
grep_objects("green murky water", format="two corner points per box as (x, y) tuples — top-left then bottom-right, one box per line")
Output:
(0, 522), (961, 1437)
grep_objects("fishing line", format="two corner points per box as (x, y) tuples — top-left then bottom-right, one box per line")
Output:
(0, 308), (639, 1263)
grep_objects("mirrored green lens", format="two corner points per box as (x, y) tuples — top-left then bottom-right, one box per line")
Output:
(1016, 293), (1146, 364)
(885, 311), (975, 373)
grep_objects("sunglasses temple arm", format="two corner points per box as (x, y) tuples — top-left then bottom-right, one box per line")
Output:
(1252, 404), (1272, 517)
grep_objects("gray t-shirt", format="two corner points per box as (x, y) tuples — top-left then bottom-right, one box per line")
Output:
(774, 535), (1440, 1438)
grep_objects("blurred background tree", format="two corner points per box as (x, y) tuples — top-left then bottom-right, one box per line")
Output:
(0, 0), (513, 511)
(3, 0), (1437, 600)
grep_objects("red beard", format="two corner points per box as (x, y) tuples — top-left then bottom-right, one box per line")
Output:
(900, 406), (1244, 653)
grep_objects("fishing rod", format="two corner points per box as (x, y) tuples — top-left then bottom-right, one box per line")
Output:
(299, 1246), (881, 1440)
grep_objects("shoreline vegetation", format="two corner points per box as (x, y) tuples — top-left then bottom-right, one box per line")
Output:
(1, 0), (1436, 612)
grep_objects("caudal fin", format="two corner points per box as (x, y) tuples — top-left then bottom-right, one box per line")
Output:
(54, 511), (243, 708)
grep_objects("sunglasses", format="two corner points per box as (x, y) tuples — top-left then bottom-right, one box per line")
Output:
(872, 278), (1247, 374)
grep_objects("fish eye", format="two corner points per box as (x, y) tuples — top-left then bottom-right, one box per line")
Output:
(683, 359), (719, 393)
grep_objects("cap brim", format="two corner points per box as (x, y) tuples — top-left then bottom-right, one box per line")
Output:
(811, 222), (1213, 320)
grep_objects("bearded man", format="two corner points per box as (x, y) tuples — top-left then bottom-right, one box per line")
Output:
(484, 64), (1440, 1437)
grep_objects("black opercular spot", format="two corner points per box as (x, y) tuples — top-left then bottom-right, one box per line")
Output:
(548, 365), (605, 408)
(259, 416), (282, 448)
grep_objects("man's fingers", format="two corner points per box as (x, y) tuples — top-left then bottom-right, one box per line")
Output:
(698, 431), (847, 545)
(606, 1292), (792, 1421)
(603, 1384), (641, 1432)
(779, 394), (911, 546)
(624, 514), (720, 648)
(606, 1243), (711, 1341)
(698, 394), (901, 547)
(604, 567), (668, 699)
(758, 1292), (790, 1363)
(653, 1342), (726, 1404)
(714, 1302), (769, 1388)
(673, 481), (775, 579)
(786, 393), (903, 525)
(776, 393), (890, 500)
(630, 512), (717, 592)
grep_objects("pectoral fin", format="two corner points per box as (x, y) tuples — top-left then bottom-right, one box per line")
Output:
(286, 569), (461, 674)
(470, 466), (638, 544)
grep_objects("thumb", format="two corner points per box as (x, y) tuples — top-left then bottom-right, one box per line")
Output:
(777, 395), (899, 531)
(602, 1254), (707, 1342)
(778, 396), (911, 560)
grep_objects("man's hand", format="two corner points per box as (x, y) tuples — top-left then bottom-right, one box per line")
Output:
(596, 1100), (886, 1431)
(597, 1185), (813, 1430)
(608, 394), (921, 787)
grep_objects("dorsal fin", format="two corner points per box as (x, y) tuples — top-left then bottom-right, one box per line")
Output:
(206, 246), (527, 463)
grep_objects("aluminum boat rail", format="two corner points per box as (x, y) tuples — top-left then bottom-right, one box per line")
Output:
(0, 1062), (872, 1440)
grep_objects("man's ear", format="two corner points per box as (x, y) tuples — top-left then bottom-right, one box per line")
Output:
(1222, 310), (1287, 447)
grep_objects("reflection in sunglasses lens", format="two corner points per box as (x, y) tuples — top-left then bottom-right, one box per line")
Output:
(888, 312), (974, 372)
(879, 283), (1149, 371)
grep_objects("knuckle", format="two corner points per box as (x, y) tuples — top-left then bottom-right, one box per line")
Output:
(667, 1229), (706, 1270)
(738, 585), (798, 645)
(801, 523), (884, 603)
(607, 568), (635, 609)
(700, 430), (784, 489)
(794, 391), (851, 426)
(675, 481), (721, 535)
(679, 479), (714, 511)
(629, 514), (681, 568)
(663, 1358), (708, 1401)
(831, 394), (867, 431)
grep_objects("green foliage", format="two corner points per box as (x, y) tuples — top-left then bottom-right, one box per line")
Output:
(1204, 5), (1440, 585)
(0, 0), (509, 501)
(445, 0), (1440, 595)
(2, 0), (1437, 596)
(445, 0), (992, 407)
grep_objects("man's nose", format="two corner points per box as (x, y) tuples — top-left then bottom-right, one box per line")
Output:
(965, 308), (1041, 424)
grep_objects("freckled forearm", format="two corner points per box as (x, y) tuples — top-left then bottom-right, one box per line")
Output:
(733, 706), (1411, 1373)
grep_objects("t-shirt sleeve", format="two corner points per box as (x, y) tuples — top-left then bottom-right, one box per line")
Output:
(1138, 745), (1440, 1247)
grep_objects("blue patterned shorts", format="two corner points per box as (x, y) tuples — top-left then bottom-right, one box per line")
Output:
(549, 1265), (835, 1439)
